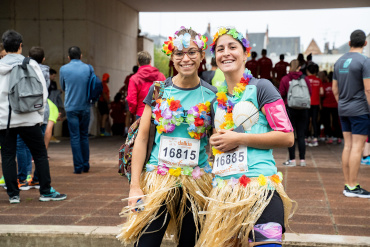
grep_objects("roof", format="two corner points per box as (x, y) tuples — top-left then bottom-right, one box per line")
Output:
(268, 37), (300, 56)
(247, 33), (266, 57)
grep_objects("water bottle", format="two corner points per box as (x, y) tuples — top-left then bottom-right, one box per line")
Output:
(135, 199), (145, 212)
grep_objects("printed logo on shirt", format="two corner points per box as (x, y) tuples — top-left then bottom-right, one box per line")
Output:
(343, 58), (352, 69)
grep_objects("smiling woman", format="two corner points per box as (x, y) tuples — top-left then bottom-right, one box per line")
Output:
(117, 27), (217, 247)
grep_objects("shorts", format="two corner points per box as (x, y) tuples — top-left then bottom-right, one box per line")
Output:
(340, 114), (370, 135)
(98, 101), (109, 115)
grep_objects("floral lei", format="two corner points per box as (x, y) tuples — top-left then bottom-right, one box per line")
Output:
(145, 163), (213, 179)
(212, 172), (283, 189)
(162, 26), (208, 56)
(212, 70), (253, 156)
(152, 97), (212, 140)
(210, 27), (252, 56)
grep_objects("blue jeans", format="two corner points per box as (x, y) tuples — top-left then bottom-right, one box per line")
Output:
(16, 136), (32, 181)
(66, 109), (90, 173)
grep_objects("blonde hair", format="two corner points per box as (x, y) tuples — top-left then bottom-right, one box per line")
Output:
(289, 59), (300, 72)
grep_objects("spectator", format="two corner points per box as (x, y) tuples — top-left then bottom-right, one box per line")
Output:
(306, 63), (324, 147)
(273, 54), (289, 87)
(120, 65), (138, 131)
(0, 30), (66, 203)
(98, 73), (111, 136)
(48, 68), (63, 143)
(297, 53), (306, 75)
(198, 57), (207, 76)
(0, 43), (6, 59)
(319, 71), (341, 144)
(60, 46), (91, 174)
(110, 93), (126, 136)
(332, 29), (370, 198)
(200, 57), (217, 84)
(257, 49), (273, 80)
(245, 51), (258, 77)
(127, 51), (166, 118)
(280, 59), (312, 167)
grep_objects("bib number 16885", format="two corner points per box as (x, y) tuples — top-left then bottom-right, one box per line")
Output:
(215, 152), (245, 167)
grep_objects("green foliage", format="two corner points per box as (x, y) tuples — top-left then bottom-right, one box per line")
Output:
(154, 46), (170, 78)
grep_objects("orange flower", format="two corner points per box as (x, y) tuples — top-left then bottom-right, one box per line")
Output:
(270, 174), (281, 184)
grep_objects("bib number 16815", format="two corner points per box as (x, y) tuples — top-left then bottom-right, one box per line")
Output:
(162, 147), (196, 160)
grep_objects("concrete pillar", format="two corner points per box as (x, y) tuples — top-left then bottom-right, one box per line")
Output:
(0, 0), (139, 136)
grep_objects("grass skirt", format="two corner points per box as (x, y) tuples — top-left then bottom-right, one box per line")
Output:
(196, 176), (297, 247)
(117, 170), (213, 246)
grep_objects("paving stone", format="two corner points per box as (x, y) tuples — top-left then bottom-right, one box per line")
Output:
(336, 225), (370, 236)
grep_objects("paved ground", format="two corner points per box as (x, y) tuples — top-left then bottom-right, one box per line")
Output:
(0, 136), (369, 237)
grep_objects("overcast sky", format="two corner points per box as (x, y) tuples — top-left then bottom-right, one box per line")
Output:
(139, 7), (370, 52)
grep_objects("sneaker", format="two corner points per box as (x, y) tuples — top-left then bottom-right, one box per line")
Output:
(50, 136), (61, 143)
(309, 139), (319, 147)
(343, 185), (350, 195)
(100, 131), (111, 137)
(337, 138), (342, 144)
(9, 195), (20, 204)
(326, 138), (333, 144)
(300, 160), (306, 167)
(362, 156), (370, 165)
(343, 185), (370, 198)
(39, 187), (67, 202)
(0, 176), (5, 187)
(282, 160), (296, 167)
(28, 178), (40, 189)
(18, 179), (30, 191)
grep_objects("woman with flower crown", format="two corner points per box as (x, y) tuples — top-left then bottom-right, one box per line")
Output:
(196, 28), (297, 247)
(117, 27), (217, 247)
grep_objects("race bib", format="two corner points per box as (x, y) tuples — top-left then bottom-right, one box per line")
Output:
(158, 136), (200, 167)
(213, 146), (248, 177)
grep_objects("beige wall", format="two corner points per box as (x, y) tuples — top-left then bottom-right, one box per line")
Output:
(0, 0), (139, 101)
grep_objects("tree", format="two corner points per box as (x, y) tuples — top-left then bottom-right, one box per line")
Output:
(154, 46), (170, 78)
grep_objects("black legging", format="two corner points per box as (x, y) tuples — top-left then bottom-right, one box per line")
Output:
(287, 107), (307, 160)
(135, 188), (198, 247)
(321, 107), (341, 138)
(307, 105), (320, 138)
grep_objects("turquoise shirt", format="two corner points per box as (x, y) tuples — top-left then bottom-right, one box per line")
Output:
(212, 79), (279, 179)
(144, 78), (217, 168)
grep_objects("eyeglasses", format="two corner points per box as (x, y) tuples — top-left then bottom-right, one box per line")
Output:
(173, 49), (201, 60)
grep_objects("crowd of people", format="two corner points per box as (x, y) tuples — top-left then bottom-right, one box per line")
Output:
(0, 26), (369, 247)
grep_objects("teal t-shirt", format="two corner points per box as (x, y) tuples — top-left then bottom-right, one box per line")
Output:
(144, 77), (217, 168)
(211, 78), (281, 179)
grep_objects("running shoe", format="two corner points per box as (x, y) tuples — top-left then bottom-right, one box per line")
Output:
(343, 185), (370, 198)
(9, 195), (20, 204)
(50, 136), (61, 143)
(361, 156), (370, 165)
(337, 138), (342, 144)
(282, 160), (296, 167)
(28, 176), (40, 189)
(309, 139), (319, 147)
(343, 185), (350, 195)
(325, 138), (333, 144)
(18, 179), (30, 191)
(300, 160), (306, 167)
(0, 176), (5, 187)
(100, 131), (111, 137)
(39, 187), (67, 202)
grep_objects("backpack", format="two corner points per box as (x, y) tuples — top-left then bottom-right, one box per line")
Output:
(287, 77), (311, 109)
(87, 65), (103, 104)
(8, 57), (44, 114)
(118, 81), (164, 182)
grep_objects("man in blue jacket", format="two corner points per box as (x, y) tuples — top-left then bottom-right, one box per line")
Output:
(60, 46), (91, 174)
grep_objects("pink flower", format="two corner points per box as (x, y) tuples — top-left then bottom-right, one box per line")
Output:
(228, 177), (239, 188)
(192, 166), (204, 179)
(157, 165), (169, 175)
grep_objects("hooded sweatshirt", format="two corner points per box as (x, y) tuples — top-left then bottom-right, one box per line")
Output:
(0, 54), (47, 129)
(279, 71), (312, 105)
(127, 64), (166, 116)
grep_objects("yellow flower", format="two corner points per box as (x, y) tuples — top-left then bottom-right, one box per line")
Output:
(188, 132), (195, 138)
(156, 125), (165, 134)
(169, 167), (181, 177)
(258, 174), (267, 186)
(216, 92), (228, 102)
(218, 27), (227, 36)
(212, 147), (223, 155)
(235, 83), (246, 91)
(167, 96), (175, 105)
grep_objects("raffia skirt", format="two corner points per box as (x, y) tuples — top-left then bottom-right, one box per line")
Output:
(117, 170), (213, 246)
(196, 175), (297, 247)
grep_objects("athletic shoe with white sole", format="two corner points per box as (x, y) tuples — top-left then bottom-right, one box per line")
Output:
(39, 187), (67, 202)
(343, 185), (370, 198)
(9, 195), (20, 204)
(282, 160), (296, 167)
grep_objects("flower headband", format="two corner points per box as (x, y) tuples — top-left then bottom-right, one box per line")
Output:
(210, 27), (252, 57)
(162, 26), (208, 56)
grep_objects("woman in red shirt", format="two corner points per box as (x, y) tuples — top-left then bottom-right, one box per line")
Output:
(319, 71), (342, 144)
(306, 64), (323, 147)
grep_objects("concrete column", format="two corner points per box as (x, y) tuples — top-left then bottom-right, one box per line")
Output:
(0, 0), (139, 135)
